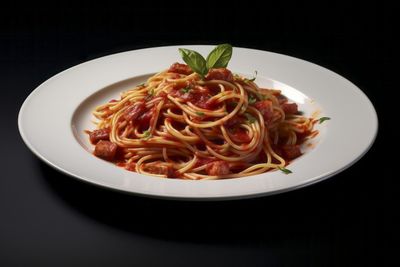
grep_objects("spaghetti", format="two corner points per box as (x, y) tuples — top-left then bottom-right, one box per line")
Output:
(88, 63), (316, 179)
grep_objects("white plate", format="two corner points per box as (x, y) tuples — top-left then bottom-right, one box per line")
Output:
(18, 45), (378, 200)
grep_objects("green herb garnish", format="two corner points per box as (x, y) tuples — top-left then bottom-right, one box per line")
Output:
(179, 48), (208, 78)
(205, 44), (233, 69)
(196, 112), (205, 116)
(244, 113), (256, 123)
(178, 44), (233, 78)
(142, 130), (152, 140)
(228, 101), (238, 107)
(254, 92), (267, 101)
(244, 70), (258, 83)
(248, 95), (257, 104)
(149, 88), (154, 96)
(181, 87), (191, 94)
(278, 166), (292, 174)
(318, 117), (331, 124)
(137, 83), (145, 87)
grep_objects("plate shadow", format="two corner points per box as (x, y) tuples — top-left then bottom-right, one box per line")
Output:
(38, 159), (342, 245)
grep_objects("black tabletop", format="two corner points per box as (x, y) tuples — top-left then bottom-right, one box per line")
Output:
(1, 2), (395, 266)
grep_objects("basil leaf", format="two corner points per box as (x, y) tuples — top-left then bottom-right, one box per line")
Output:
(196, 112), (205, 116)
(278, 166), (292, 174)
(179, 48), (208, 77)
(206, 44), (233, 69)
(318, 117), (331, 124)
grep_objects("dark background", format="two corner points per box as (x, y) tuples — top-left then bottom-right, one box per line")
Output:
(1, 1), (396, 266)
